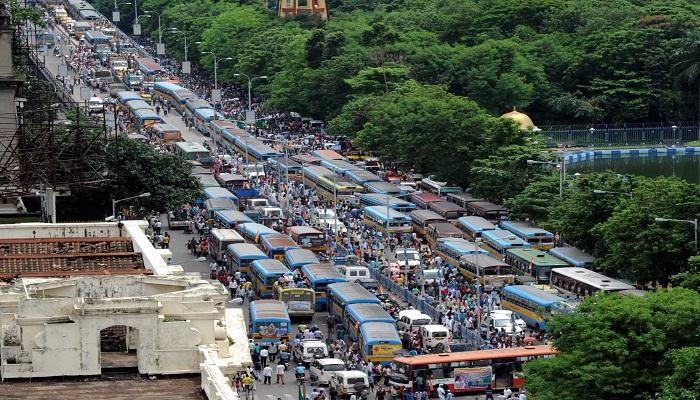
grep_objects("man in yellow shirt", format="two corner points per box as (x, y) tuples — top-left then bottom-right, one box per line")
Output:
(244, 280), (253, 291)
(242, 374), (253, 394)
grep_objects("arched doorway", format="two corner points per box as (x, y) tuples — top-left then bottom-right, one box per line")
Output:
(99, 325), (139, 371)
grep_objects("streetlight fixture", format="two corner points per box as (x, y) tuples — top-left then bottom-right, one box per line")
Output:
(527, 158), (565, 199)
(233, 73), (268, 112)
(655, 217), (699, 255)
(169, 28), (189, 61)
(592, 189), (633, 198)
(144, 11), (162, 44)
(112, 192), (151, 219)
(200, 52), (232, 90)
(112, 0), (131, 22)
(133, 14), (150, 36)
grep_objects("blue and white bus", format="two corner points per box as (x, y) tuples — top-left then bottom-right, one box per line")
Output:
(283, 248), (320, 271)
(133, 109), (163, 127)
(301, 264), (347, 311)
(358, 322), (402, 366)
(433, 237), (488, 268)
(116, 91), (143, 105)
(501, 285), (574, 330)
(364, 181), (404, 197)
(456, 216), (497, 239)
(549, 246), (595, 268)
(260, 234), (299, 261)
(249, 300), (291, 344)
(346, 169), (382, 186)
(203, 187), (239, 206)
(235, 223), (278, 243)
(250, 259), (293, 298)
(327, 282), (381, 322)
(215, 210), (253, 229)
(363, 206), (412, 240)
(481, 229), (531, 259)
(500, 221), (555, 250)
(226, 243), (268, 276)
(344, 303), (394, 341)
(360, 193), (416, 213)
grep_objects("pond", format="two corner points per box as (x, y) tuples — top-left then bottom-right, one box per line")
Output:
(567, 153), (700, 184)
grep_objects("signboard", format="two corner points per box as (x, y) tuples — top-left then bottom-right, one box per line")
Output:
(156, 43), (165, 55)
(245, 110), (256, 124)
(211, 89), (222, 103)
(256, 322), (288, 338)
(288, 301), (311, 311)
(453, 367), (492, 390)
(58, 64), (68, 77)
(112, 11), (120, 22)
(182, 61), (191, 74)
(371, 344), (402, 356)
(132, 23), (141, 36)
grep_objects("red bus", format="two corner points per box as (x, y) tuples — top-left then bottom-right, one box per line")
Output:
(390, 345), (556, 395)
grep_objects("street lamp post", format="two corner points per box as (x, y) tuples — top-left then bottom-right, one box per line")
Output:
(112, 0), (131, 22)
(169, 28), (189, 61)
(112, 192), (151, 219)
(134, 14), (150, 35)
(201, 52), (232, 90)
(233, 73), (268, 111)
(527, 157), (565, 199)
(655, 217), (699, 255)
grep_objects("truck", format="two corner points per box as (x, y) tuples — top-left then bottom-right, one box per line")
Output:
(110, 58), (129, 77)
(122, 73), (144, 90)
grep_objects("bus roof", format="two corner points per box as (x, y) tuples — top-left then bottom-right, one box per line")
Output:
(364, 206), (411, 222)
(500, 221), (554, 238)
(365, 181), (402, 195)
(204, 187), (237, 200)
(552, 267), (634, 291)
(506, 248), (569, 267)
(461, 253), (510, 268)
(327, 282), (380, 305)
(549, 247), (595, 267)
(358, 322), (400, 343)
(261, 234), (299, 250)
(429, 201), (466, 214)
(346, 303), (394, 323)
(411, 192), (443, 204)
(150, 123), (180, 133)
(226, 243), (267, 258)
(311, 149), (345, 161)
(175, 141), (209, 153)
(503, 285), (568, 306)
(447, 192), (484, 204)
(437, 238), (488, 255)
(215, 210), (253, 226)
(409, 209), (446, 224)
(457, 216), (497, 233)
(288, 226), (323, 236)
(301, 264), (347, 282)
(394, 345), (557, 366)
(251, 259), (293, 276)
(468, 201), (508, 213)
(249, 300), (289, 320)
(210, 228), (244, 242)
(360, 194), (415, 210)
(427, 222), (464, 237)
(284, 248), (320, 266)
(482, 229), (531, 248)
(204, 197), (237, 210)
(236, 223), (278, 238)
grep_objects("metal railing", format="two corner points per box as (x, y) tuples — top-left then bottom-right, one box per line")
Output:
(541, 123), (700, 147)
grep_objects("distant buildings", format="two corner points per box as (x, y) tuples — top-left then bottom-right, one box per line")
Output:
(275, 0), (328, 21)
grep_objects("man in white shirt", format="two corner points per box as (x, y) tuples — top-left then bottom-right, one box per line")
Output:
(260, 347), (269, 368)
(262, 365), (273, 384)
(275, 363), (285, 384)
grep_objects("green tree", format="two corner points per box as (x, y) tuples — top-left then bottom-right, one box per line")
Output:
(673, 31), (700, 129)
(592, 176), (700, 284)
(671, 256), (700, 292)
(505, 173), (559, 222)
(657, 347), (700, 400)
(469, 145), (547, 203)
(525, 289), (700, 400)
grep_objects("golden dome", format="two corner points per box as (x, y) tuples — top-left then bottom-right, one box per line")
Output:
(501, 108), (535, 130)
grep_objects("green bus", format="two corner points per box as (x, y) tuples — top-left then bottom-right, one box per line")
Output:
(504, 248), (569, 284)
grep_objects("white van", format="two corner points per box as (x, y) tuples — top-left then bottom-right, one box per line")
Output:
(245, 198), (269, 210)
(420, 324), (450, 351)
(335, 265), (371, 283)
(260, 206), (283, 220)
(293, 340), (328, 365)
(329, 371), (369, 396)
(242, 163), (266, 178)
(309, 358), (346, 385)
(396, 312), (432, 332)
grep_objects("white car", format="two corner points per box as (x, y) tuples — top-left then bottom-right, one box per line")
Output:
(394, 248), (421, 271)
(87, 96), (103, 113)
(309, 358), (346, 385)
(321, 219), (347, 234)
(490, 314), (525, 334)
(311, 208), (337, 226)
(293, 340), (328, 365)
(242, 163), (266, 178)
(490, 310), (527, 331)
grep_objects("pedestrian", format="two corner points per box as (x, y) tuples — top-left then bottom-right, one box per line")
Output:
(262, 365), (272, 384)
(275, 362), (285, 384)
(260, 347), (268, 368)
(268, 342), (278, 362)
(162, 232), (170, 249)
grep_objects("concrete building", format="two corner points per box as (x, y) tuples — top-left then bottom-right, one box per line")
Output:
(0, 274), (250, 379)
(276, 0), (328, 20)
